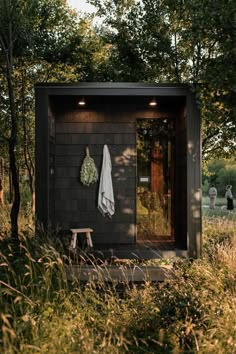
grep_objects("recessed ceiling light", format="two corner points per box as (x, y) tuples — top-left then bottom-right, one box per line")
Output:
(78, 97), (86, 106)
(149, 97), (157, 106)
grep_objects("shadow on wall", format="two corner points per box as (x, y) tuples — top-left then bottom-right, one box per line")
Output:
(190, 188), (202, 257)
(114, 146), (137, 216)
(103, 145), (137, 243)
(188, 135), (202, 257)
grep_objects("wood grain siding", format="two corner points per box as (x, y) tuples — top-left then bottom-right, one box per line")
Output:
(53, 100), (188, 245)
(49, 140), (55, 225)
(54, 103), (140, 244)
(56, 133), (136, 145)
(55, 144), (136, 157)
(56, 109), (176, 123)
(56, 122), (135, 134)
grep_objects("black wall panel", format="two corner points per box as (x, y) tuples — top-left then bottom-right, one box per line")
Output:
(54, 103), (138, 244)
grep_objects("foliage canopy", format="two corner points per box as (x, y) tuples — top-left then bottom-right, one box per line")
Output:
(89, 0), (236, 159)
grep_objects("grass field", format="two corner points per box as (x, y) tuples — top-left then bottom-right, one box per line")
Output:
(202, 196), (236, 219)
(202, 196), (226, 207)
(0, 206), (236, 353)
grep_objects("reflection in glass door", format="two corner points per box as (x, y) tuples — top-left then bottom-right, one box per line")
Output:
(136, 118), (175, 242)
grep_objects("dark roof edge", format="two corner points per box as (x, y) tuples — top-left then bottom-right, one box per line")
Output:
(35, 82), (191, 89)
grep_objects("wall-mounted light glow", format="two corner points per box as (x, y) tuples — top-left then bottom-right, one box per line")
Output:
(78, 97), (86, 106)
(149, 97), (157, 106)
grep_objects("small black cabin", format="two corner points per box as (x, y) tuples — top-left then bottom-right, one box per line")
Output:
(35, 83), (202, 258)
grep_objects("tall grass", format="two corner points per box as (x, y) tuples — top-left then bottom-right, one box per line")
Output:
(202, 196), (226, 207)
(0, 204), (34, 240)
(0, 210), (236, 353)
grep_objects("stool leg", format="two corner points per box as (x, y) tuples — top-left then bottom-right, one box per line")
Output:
(70, 233), (74, 248)
(71, 233), (77, 249)
(86, 232), (93, 248)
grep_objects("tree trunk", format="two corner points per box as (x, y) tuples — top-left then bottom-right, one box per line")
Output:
(173, 32), (181, 83)
(0, 158), (4, 205)
(28, 173), (35, 214)
(0, 1), (20, 248)
(6, 58), (20, 245)
(9, 167), (13, 204)
(21, 68), (35, 214)
(9, 140), (20, 243)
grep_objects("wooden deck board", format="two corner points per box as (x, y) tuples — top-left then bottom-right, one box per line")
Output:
(69, 245), (188, 260)
(66, 264), (173, 282)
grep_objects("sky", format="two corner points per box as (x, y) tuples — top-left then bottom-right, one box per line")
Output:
(67, 0), (97, 13)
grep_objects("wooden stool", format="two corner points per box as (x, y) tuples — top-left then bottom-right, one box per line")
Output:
(70, 228), (93, 249)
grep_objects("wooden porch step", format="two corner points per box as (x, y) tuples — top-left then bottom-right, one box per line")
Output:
(66, 264), (173, 282)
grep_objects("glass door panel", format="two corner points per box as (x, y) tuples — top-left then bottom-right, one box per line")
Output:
(136, 118), (175, 242)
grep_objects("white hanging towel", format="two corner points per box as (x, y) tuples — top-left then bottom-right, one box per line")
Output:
(98, 144), (115, 217)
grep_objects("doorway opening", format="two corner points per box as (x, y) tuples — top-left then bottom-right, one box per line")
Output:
(136, 118), (175, 244)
